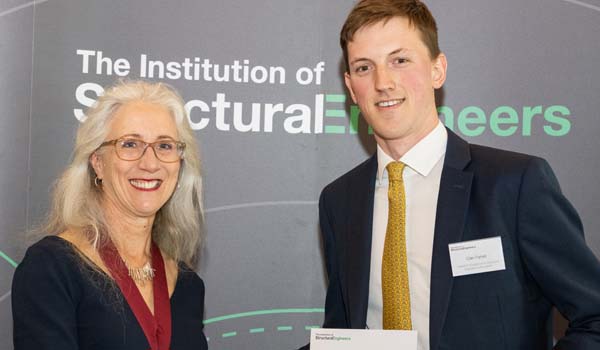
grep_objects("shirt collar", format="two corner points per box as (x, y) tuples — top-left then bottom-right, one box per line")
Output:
(377, 121), (448, 183)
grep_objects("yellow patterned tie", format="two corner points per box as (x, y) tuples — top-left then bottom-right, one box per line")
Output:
(382, 161), (412, 330)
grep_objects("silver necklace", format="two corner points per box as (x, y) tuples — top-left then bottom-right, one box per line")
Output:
(125, 260), (155, 285)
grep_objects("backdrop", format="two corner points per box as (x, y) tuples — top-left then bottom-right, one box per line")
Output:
(1, 0), (599, 349)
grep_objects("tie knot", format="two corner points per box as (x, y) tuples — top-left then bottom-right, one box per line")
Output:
(386, 161), (405, 181)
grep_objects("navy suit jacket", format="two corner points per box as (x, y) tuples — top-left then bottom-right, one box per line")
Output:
(314, 130), (600, 350)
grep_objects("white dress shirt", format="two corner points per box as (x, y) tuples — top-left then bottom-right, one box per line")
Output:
(366, 121), (447, 350)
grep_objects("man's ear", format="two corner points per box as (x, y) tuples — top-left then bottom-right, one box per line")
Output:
(344, 72), (358, 104)
(90, 152), (104, 180)
(431, 53), (447, 89)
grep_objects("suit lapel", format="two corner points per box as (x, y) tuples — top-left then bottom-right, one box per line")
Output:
(429, 130), (473, 350)
(344, 155), (377, 328)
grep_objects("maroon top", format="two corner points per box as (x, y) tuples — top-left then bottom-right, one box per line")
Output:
(100, 240), (172, 350)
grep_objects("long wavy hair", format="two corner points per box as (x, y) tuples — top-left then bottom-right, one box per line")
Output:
(43, 80), (203, 266)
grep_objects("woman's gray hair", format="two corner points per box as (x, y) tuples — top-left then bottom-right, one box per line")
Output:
(43, 80), (203, 266)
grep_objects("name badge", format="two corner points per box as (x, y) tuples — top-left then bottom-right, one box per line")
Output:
(310, 328), (417, 350)
(448, 236), (506, 277)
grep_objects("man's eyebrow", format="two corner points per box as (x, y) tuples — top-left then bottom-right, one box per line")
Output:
(349, 57), (371, 66)
(388, 48), (407, 56)
(348, 48), (408, 66)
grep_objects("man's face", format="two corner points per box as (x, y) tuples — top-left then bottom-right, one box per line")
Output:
(344, 16), (446, 155)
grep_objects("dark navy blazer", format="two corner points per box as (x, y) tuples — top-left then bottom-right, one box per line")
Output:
(315, 129), (600, 350)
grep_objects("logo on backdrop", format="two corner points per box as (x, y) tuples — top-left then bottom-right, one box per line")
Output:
(73, 49), (572, 137)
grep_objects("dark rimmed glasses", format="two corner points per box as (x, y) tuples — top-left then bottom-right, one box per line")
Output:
(98, 137), (186, 163)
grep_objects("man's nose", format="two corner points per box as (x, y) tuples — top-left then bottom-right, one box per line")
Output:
(374, 66), (395, 91)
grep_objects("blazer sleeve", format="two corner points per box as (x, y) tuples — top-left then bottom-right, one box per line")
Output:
(298, 189), (350, 350)
(319, 187), (349, 329)
(12, 242), (79, 350)
(517, 158), (600, 349)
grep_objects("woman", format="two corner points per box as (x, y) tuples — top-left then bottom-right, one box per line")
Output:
(12, 81), (208, 350)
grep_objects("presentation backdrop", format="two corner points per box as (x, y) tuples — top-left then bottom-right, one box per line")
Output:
(1, 0), (599, 349)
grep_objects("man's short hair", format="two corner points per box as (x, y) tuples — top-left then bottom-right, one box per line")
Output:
(340, 0), (440, 71)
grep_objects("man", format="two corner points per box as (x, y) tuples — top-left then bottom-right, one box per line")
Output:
(310, 0), (600, 349)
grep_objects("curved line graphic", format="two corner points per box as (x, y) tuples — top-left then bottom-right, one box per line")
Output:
(560, 0), (600, 12)
(0, 291), (11, 303)
(204, 308), (324, 324)
(205, 201), (317, 214)
(210, 324), (319, 341)
(0, 0), (49, 18)
(0, 250), (18, 268)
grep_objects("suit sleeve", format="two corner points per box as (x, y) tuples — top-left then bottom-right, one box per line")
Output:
(319, 188), (349, 329)
(517, 158), (600, 349)
(12, 244), (79, 350)
(298, 189), (349, 350)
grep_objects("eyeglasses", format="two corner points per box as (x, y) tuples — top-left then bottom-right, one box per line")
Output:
(98, 137), (186, 163)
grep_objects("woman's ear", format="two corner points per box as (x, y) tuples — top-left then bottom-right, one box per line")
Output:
(90, 152), (104, 179)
